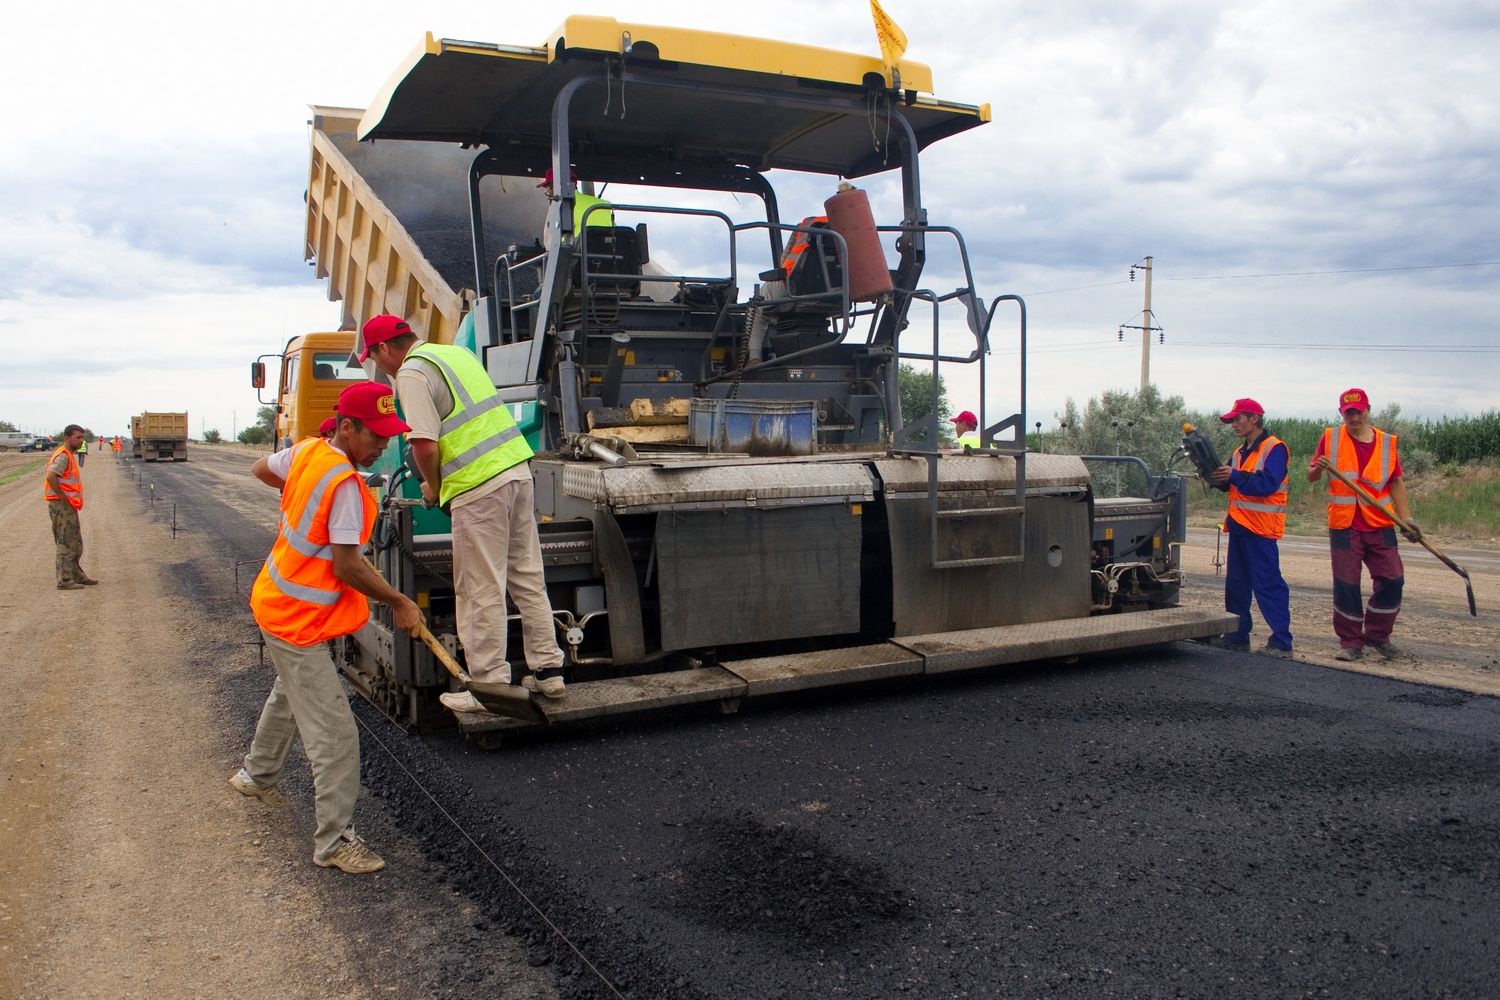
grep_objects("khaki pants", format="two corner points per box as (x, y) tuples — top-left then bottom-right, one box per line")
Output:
(452, 477), (563, 684)
(243, 630), (361, 862)
(48, 501), (84, 585)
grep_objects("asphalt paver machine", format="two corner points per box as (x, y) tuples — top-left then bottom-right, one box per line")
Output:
(317, 17), (1233, 734)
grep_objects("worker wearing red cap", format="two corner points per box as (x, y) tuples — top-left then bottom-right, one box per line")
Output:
(318, 415), (337, 438)
(538, 165), (613, 241)
(1308, 388), (1420, 662)
(1209, 398), (1292, 657)
(361, 314), (567, 712)
(950, 410), (981, 449)
(231, 382), (423, 874)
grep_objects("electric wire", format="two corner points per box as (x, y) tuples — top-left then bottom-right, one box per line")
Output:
(354, 714), (629, 1000)
(1022, 259), (1500, 297)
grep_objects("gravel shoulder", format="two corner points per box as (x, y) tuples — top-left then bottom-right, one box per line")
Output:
(0, 451), (556, 999)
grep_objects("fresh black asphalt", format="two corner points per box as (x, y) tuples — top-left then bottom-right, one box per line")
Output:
(143, 453), (1500, 999)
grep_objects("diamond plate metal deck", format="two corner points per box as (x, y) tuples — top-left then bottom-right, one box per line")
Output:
(895, 607), (1238, 675)
(561, 460), (874, 511)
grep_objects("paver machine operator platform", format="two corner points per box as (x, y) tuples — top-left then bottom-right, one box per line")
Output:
(308, 16), (1233, 734)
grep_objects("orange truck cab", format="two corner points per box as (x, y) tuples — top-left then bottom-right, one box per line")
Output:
(253, 332), (364, 450)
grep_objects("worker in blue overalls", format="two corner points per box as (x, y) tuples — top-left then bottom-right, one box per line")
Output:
(1210, 397), (1293, 658)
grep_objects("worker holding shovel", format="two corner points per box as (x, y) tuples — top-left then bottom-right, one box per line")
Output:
(1308, 388), (1421, 662)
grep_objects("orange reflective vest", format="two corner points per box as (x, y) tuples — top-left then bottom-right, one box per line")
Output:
(1226, 434), (1288, 539)
(1322, 426), (1397, 530)
(42, 446), (83, 511)
(780, 215), (829, 278)
(250, 439), (377, 646)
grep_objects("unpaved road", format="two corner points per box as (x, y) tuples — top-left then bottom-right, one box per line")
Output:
(3, 447), (1497, 998)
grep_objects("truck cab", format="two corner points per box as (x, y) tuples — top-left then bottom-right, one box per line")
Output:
(254, 332), (363, 449)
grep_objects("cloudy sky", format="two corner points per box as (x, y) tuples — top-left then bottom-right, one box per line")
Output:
(2, 1), (1495, 440)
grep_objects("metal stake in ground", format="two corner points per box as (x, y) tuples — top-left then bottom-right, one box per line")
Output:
(1322, 464), (1477, 617)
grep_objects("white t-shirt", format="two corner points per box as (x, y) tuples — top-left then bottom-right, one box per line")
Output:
(268, 443), (366, 545)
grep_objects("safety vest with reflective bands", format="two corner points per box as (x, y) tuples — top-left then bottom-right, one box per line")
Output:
(780, 215), (829, 278)
(571, 193), (613, 232)
(403, 343), (533, 507)
(1322, 426), (1397, 530)
(1227, 433), (1288, 539)
(42, 446), (83, 511)
(250, 439), (377, 647)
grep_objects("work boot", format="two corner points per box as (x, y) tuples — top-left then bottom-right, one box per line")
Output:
(314, 829), (385, 874)
(229, 768), (288, 807)
(79, 576), (99, 585)
(439, 690), (491, 715)
(1206, 636), (1250, 651)
(1261, 644), (1294, 660)
(522, 668), (567, 699)
(56, 581), (85, 591)
(1335, 646), (1363, 662)
(1369, 641), (1401, 660)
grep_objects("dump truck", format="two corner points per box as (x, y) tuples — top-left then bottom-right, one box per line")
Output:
(135, 411), (189, 462)
(306, 17), (1233, 735)
(251, 332), (366, 449)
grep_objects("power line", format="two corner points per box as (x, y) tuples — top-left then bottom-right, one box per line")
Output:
(1021, 259), (1500, 297)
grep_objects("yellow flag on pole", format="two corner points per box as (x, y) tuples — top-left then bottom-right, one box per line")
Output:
(869, 0), (908, 72)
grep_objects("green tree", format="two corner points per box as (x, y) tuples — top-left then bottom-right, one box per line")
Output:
(202, 429), (223, 444)
(237, 426), (270, 445)
(255, 406), (277, 435)
(1034, 384), (1196, 497)
(896, 363), (951, 442)
(0, 420), (16, 432)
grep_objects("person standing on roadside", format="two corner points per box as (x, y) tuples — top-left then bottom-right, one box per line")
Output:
(1209, 398), (1292, 657)
(230, 382), (424, 874)
(360, 313), (567, 714)
(112, 436), (123, 459)
(77, 435), (88, 467)
(43, 424), (97, 590)
(1308, 388), (1420, 662)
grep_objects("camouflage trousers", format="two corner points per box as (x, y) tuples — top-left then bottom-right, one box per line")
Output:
(48, 501), (84, 585)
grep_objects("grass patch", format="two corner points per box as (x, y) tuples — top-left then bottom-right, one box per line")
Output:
(0, 458), (46, 487)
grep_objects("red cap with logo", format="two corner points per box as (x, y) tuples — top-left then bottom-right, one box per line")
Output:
(1338, 387), (1370, 413)
(950, 410), (978, 427)
(335, 382), (410, 438)
(359, 314), (413, 363)
(537, 166), (580, 188)
(1219, 397), (1265, 422)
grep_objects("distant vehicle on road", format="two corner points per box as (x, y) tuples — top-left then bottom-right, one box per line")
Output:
(0, 431), (34, 451)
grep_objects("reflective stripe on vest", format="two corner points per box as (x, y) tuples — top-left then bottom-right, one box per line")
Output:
(249, 439), (377, 645)
(1226, 433), (1288, 539)
(42, 446), (84, 511)
(404, 343), (533, 506)
(1323, 426), (1397, 529)
(780, 215), (829, 277)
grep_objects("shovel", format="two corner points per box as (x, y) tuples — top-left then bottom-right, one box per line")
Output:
(368, 558), (546, 722)
(1322, 464), (1477, 617)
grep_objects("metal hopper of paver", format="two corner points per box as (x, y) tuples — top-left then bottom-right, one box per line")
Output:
(304, 16), (1234, 736)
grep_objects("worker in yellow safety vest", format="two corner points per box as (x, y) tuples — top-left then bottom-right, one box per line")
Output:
(1209, 398), (1292, 656)
(231, 381), (422, 875)
(361, 314), (567, 714)
(538, 165), (613, 241)
(950, 410), (981, 449)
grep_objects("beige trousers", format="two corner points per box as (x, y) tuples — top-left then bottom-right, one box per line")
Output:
(243, 630), (361, 861)
(451, 477), (563, 684)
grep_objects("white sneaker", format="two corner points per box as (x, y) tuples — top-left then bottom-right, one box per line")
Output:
(439, 690), (489, 714)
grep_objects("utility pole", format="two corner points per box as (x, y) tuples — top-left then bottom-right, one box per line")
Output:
(1136, 256), (1153, 392)
(1118, 257), (1161, 394)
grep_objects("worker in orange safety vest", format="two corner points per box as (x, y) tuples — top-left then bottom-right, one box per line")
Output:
(43, 424), (95, 589)
(230, 382), (423, 874)
(1307, 387), (1420, 662)
(1209, 398), (1292, 656)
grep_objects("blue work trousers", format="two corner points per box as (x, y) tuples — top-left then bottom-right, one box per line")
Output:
(1224, 521), (1293, 651)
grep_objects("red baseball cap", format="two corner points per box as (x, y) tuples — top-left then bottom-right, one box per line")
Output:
(359, 314), (413, 362)
(1338, 387), (1370, 413)
(950, 410), (978, 426)
(317, 417), (337, 437)
(537, 166), (580, 188)
(335, 382), (410, 438)
(1219, 397), (1265, 422)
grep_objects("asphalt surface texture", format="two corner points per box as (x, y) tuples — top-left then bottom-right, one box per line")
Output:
(140, 449), (1500, 999)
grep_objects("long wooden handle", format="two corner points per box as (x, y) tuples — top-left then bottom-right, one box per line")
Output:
(417, 623), (469, 681)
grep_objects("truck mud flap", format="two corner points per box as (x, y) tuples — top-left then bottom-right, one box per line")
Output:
(453, 608), (1237, 738)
